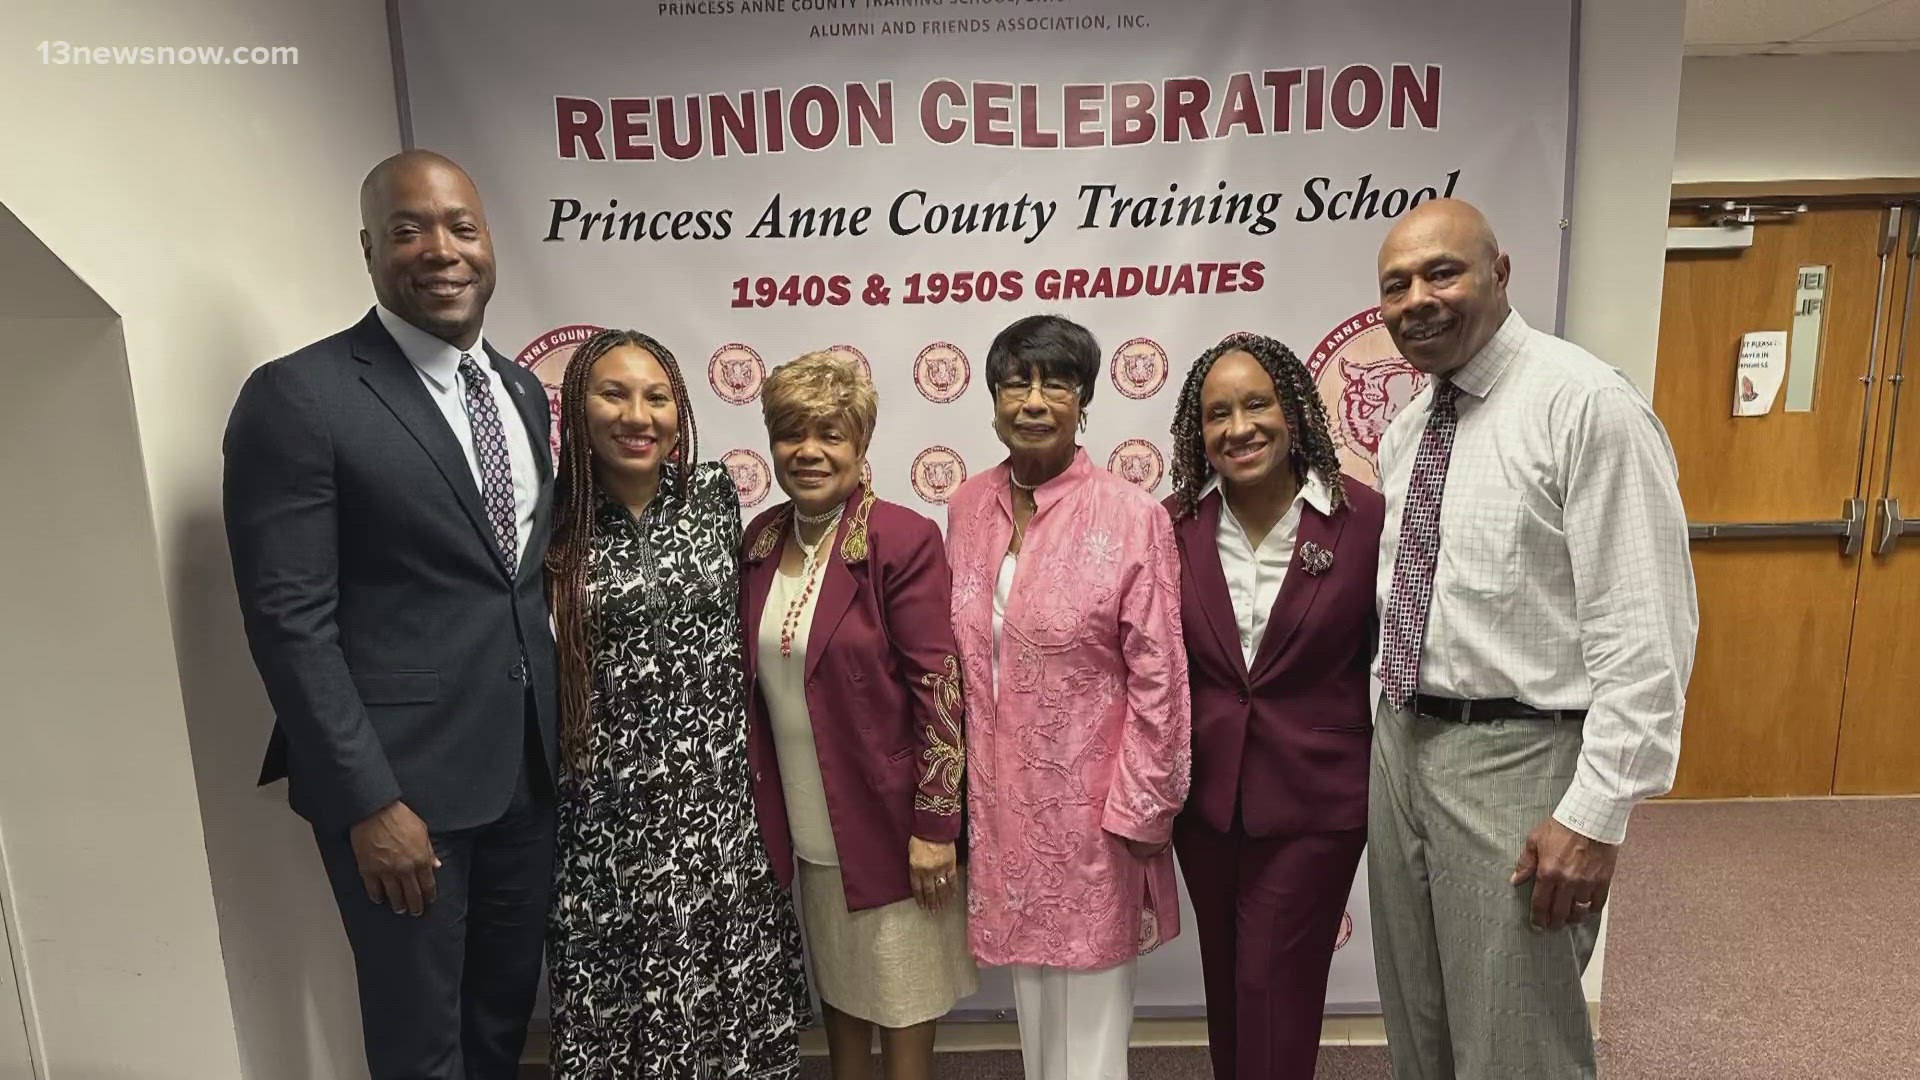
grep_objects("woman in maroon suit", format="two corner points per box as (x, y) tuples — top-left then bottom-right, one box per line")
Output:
(741, 351), (976, 1080)
(1163, 333), (1385, 1080)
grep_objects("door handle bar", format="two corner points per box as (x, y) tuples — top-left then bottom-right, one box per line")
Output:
(1873, 498), (1920, 556)
(1687, 499), (1866, 555)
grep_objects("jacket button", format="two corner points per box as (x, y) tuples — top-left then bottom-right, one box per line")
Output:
(1236, 691), (1249, 704)
(509, 661), (528, 683)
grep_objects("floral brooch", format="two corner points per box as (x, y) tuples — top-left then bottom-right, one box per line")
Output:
(1297, 539), (1334, 577)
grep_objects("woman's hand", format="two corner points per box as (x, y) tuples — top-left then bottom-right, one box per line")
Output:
(908, 837), (959, 912)
(1107, 830), (1168, 860)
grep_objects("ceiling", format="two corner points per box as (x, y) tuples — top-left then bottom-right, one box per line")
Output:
(1686, 0), (1920, 54)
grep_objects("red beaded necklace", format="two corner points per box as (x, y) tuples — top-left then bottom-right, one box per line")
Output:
(779, 508), (841, 657)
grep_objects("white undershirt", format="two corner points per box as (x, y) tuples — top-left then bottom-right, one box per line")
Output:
(992, 552), (1016, 680)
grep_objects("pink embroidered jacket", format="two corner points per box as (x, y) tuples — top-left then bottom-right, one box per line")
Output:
(946, 449), (1191, 970)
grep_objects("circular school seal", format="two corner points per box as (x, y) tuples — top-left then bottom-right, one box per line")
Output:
(1107, 438), (1166, 494)
(514, 324), (606, 460)
(910, 445), (967, 505)
(825, 343), (872, 382)
(1333, 910), (1354, 951)
(913, 342), (971, 403)
(709, 343), (766, 405)
(721, 448), (772, 508)
(1305, 307), (1427, 487)
(1110, 337), (1169, 400)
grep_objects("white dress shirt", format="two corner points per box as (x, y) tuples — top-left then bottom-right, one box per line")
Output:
(1374, 310), (1698, 844)
(376, 304), (540, 568)
(1213, 471), (1333, 669)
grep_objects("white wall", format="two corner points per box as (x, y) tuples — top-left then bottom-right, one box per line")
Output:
(1674, 53), (1920, 184)
(0, 837), (37, 1076)
(0, 204), (239, 1077)
(0, 1), (400, 1076)
(1561, 0), (1688, 1001)
(1565, 0), (1688, 396)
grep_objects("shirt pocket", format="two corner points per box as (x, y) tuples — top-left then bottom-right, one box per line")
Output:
(1439, 492), (1523, 601)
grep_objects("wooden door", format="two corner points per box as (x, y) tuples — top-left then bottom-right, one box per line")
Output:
(1654, 203), (1901, 797)
(1835, 204), (1920, 792)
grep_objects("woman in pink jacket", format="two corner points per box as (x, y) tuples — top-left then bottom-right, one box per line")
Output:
(945, 314), (1191, 1080)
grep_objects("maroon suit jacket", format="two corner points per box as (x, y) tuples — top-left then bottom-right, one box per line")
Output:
(742, 486), (967, 912)
(1167, 477), (1384, 837)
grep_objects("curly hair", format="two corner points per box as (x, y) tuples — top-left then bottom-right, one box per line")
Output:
(1167, 333), (1346, 522)
(544, 328), (698, 769)
(762, 349), (878, 452)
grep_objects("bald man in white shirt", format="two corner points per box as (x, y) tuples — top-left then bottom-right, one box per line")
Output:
(1365, 199), (1698, 1079)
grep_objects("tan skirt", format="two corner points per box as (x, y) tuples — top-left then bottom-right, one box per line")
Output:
(795, 860), (979, 1028)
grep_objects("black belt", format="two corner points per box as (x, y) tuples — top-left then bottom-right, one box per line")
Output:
(1412, 694), (1587, 724)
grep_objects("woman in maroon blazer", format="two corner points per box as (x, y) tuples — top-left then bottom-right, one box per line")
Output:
(741, 350), (976, 1080)
(1163, 333), (1385, 1080)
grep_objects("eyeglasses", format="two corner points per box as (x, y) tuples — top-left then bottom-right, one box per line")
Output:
(996, 379), (1081, 405)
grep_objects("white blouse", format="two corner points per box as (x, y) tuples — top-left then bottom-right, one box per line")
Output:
(755, 562), (838, 865)
(1214, 471), (1332, 669)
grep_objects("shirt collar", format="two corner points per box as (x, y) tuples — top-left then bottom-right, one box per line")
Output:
(1205, 468), (1333, 521)
(997, 447), (1093, 514)
(375, 303), (489, 392)
(1445, 307), (1527, 401)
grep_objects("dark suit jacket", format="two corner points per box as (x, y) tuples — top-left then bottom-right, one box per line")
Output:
(741, 487), (966, 912)
(223, 308), (559, 834)
(1167, 477), (1384, 837)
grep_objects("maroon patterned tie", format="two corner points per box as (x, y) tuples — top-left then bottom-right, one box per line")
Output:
(1378, 380), (1458, 707)
(458, 353), (518, 565)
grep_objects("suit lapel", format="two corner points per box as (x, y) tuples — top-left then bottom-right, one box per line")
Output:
(1248, 501), (1349, 683)
(489, 346), (554, 487)
(1180, 491), (1248, 682)
(803, 487), (871, 684)
(740, 505), (790, 692)
(351, 312), (503, 572)
(488, 346), (555, 581)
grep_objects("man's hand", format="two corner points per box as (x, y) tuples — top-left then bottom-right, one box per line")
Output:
(908, 837), (958, 912)
(351, 801), (441, 916)
(1511, 816), (1617, 932)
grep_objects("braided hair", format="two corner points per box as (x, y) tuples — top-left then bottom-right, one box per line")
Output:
(545, 328), (699, 770)
(1168, 333), (1346, 523)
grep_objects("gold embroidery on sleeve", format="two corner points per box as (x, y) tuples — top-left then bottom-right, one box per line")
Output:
(915, 654), (966, 816)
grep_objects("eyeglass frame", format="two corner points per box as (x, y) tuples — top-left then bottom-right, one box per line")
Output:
(993, 375), (1083, 405)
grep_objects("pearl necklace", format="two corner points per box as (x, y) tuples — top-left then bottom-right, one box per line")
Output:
(780, 506), (843, 657)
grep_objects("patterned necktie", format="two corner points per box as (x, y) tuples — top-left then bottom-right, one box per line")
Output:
(457, 353), (518, 565)
(1378, 380), (1459, 707)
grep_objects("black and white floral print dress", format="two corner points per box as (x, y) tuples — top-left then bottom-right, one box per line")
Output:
(548, 462), (810, 1080)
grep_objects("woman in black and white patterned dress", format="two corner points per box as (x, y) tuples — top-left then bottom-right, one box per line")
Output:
(544, 328), (810, 1079)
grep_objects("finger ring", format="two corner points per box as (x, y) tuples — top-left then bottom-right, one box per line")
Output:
(1573, 900), (1592, 909)
(937, 876), (950, 887)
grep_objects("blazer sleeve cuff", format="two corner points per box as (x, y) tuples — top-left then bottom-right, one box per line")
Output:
(912, 806), (963, 843)
(320, 769), (405, 834)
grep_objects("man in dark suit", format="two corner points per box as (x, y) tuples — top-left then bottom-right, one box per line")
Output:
(224, 149), (558, 1080)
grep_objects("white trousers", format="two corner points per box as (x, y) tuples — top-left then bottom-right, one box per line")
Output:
(1009, 960), (1138, 1080)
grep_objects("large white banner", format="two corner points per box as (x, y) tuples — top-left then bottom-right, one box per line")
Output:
(397, 0), (1574, 1014)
